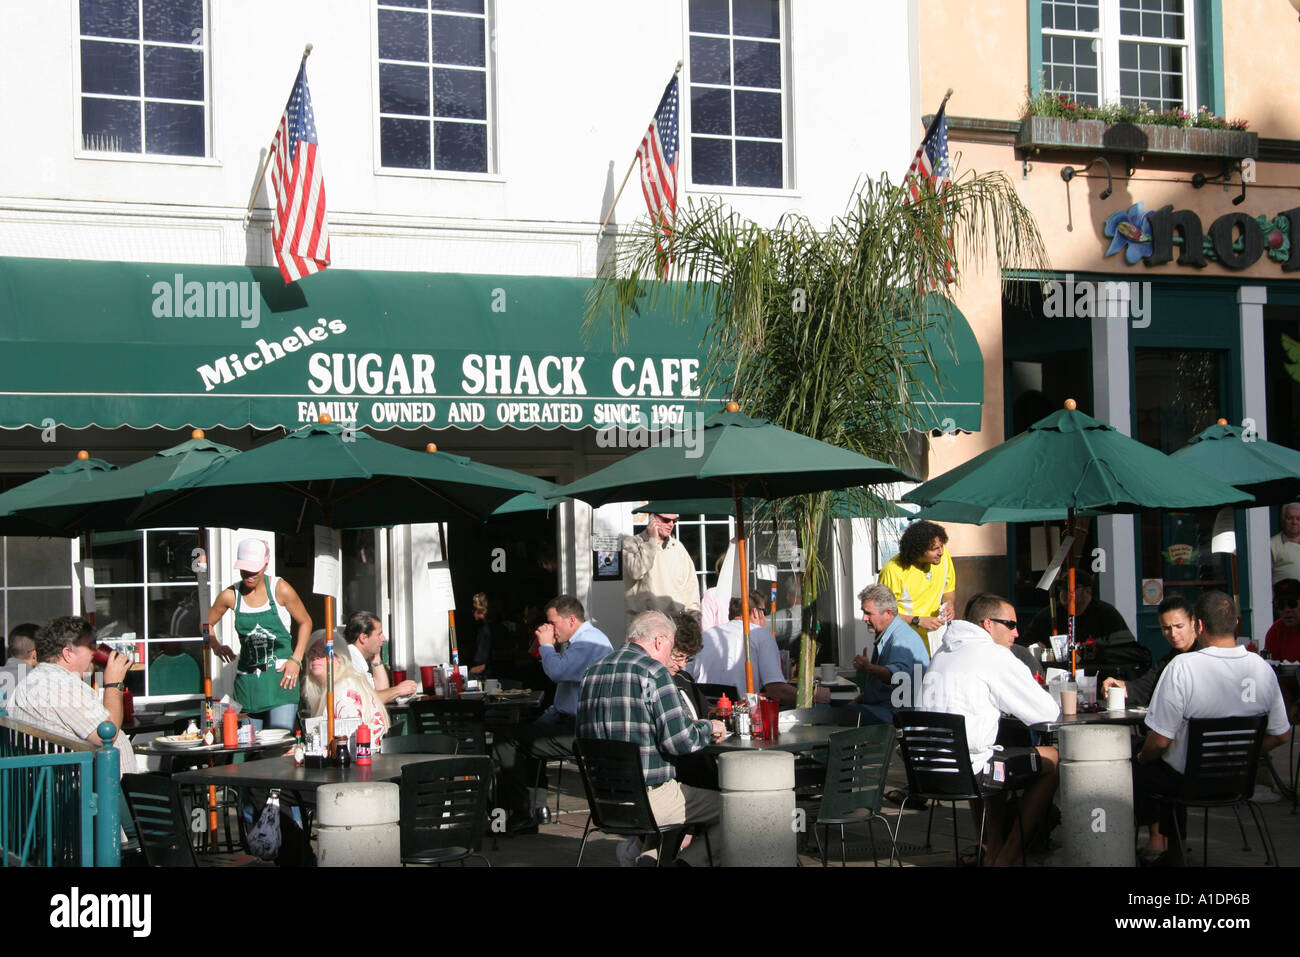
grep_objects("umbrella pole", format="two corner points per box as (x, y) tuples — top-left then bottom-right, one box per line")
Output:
(195, 526), (219, 840)
(325, 594), (335, 743)
(1067, 509), (1077, 680)
(735, 485), (753, 695)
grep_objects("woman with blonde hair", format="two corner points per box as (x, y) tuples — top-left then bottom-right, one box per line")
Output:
(301, 629), (391, 748)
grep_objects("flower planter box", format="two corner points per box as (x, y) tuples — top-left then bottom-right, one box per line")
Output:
(1016, 116), (1258, 160)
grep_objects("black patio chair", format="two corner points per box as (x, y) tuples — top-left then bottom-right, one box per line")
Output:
(398, 756), (494, 866)
(815, 724), (900, 867)
(121, 773), (259, 868)
(409, 699), (488, 755)
(1148, 714), (1279, 866)
(380, 732), (458, 755)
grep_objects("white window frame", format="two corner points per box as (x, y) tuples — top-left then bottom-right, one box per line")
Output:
(71, 0), (213, 163)
(372, 0), (499, 180)
(1041, 0), (1198, 111)
(683, 0), (792, 192)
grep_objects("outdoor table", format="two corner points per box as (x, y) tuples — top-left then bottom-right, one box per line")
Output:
(1027, 708), (1149, 735)
(817, 677), (860, 704)
(705, 723), (839, 754)
(134, 738), (295, 772)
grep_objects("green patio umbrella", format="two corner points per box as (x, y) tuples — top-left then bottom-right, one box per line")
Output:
(131, 421), (538, 532)
(10, 430), (239, 533)
(642, 490), (915, 519)
(552, 409), (917, 693)
(1171, 419), (1300, 506)
(0, 453), (116, 536)
(902, 400), (1253, 670)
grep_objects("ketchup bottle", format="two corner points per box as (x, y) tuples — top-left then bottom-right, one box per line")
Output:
(222, 708), (238, 748)
(355, 724), (372, 766)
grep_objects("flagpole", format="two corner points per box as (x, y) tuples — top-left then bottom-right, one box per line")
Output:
(244, 44), (314, 220)
(597, 60), (682, 233)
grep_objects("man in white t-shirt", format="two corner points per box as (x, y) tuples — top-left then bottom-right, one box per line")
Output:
(688, 591), (829, 706)
(342, 612), (416, 705)
(1135, 591), (1291, 864)
(8, 616), (137, 777)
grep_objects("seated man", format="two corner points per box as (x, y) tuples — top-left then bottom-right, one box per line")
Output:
(343, 611), (417, 705)
(920, 594), (1060, 866)
(689, 592), (829, 706)
(1024, 568), (1135, 650)
(5, 622), (38, 675)
(496, 594), (612, 832)
(578, 610), (725, 866)
(850, 584), (930, 725)
(8, 616), (137, 776)
(1134, 591), (1291, 865)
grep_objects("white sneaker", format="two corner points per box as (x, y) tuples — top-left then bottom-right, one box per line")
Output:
(1251, 785), (1281, 804)
(616, 837), (640, 867)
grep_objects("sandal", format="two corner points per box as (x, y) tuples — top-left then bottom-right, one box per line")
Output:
(884, 788), (928, 810)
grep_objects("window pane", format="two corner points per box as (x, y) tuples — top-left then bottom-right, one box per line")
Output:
(80, 0), (137, 39)
(145, 531), (200, 584)
(733, 39), (780, 89)
(689, 0), (730, 35)
(691, 86), (731, 135)
(144, 45), (203, 100)
(82, 97), (142, 152)
(690, 35), (730, 85)
(1076, 66), (1098, 97)
(95, 589), (144, 641)
(433, 0), (484, 10)
(381, 116), (431, 168)
(81, 40), (140, 96)
(143, 0), (203, 43)
(736, 139), (782, 188)
(381, 0), (427, 7)
(1120, 8), (1139, 34)
(145, 641), (203, 695)
(691, 136), (732, 185)
(432, 67), (486, 119)
(432, 13), (485, 66)
(732, 0), (780, 39)
(1139, 72), (1159, 99)
(378, 8), (429, 61)
(7, 589), (72, 628)
(1119, 43), (1138, 69)
(1077, 2), (1099, 31)
(145, 101), (204, 155)
(734, 89), (780, 138)
(380, 62), (431, 115)
(433, 120), (487, 171)
(1057, 3), (1076, 30)
(6, 538), (70, 588)
(149, 586), (200, 638)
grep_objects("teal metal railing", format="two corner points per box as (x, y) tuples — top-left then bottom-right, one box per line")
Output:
(0, 717), (120, 866)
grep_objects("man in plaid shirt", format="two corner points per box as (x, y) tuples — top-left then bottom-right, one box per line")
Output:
(579, 610), (725, 865)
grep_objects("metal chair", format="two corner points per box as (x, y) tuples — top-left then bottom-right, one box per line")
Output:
(1148, 714), (1279, 866)
(572, 738), (700, 867)
(121, 773), (259, 867)
(815, 725), (900, 866)
(398, 756), (494, 866)
(380, 733), (459, 755)
(892, 711), (1026, 866)
(409, 700), (488, 755)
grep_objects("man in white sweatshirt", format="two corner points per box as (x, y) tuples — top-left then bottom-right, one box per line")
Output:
(919, 593), (1061, 866)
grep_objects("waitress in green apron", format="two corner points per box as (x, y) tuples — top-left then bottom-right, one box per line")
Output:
(207, 538), (313, 730)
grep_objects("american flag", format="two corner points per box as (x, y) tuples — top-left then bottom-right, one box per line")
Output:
(904, 102), (953, 285)
(269, 63), (330, 284)
(636, 75), (679, 276)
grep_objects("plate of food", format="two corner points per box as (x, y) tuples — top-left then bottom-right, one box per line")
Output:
(488, 689), (532, 698)
(154, 732), (206, 749)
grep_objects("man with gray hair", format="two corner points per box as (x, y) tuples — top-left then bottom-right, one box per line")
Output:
(1270, 502), (1300, 584)
(850, 584), (931, 726)
(578, 610), (725, 865)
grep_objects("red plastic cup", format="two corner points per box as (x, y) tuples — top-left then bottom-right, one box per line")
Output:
(391, 668), (407, 684)
(762, 698), (780, 739)
(420, 665), (436, 693)
(92, 643), (114, 667)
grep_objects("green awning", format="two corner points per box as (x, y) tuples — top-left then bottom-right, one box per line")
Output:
(0, 258), (982, 433)
(905, 295), (984, 433)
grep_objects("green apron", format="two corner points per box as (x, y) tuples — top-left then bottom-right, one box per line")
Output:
(231, 575), (297, 713)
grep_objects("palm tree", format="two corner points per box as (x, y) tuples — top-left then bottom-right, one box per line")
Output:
(586, 169), (1050, 700)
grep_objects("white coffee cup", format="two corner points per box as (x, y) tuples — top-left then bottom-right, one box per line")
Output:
(1107, 686), (1126, 711)
(819, 663), (837, 683)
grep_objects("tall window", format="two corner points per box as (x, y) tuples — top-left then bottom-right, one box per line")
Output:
(376, 0), (492, 173)
(0, 538), (74, 633)
(687, 0), (786, 189)
(1040, 0), (1196, 112)
(77, 0), (208, 156)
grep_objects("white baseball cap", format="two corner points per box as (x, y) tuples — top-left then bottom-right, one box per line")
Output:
(234, 538), (270, 572)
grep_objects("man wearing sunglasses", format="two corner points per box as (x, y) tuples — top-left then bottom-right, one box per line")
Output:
(920, 594), (1060, 866)
(622, 511), (700, 626)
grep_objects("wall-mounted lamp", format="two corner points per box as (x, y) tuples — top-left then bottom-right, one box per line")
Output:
(1192, 162), (1246, 205)
(1060, 156), (1114, 200)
